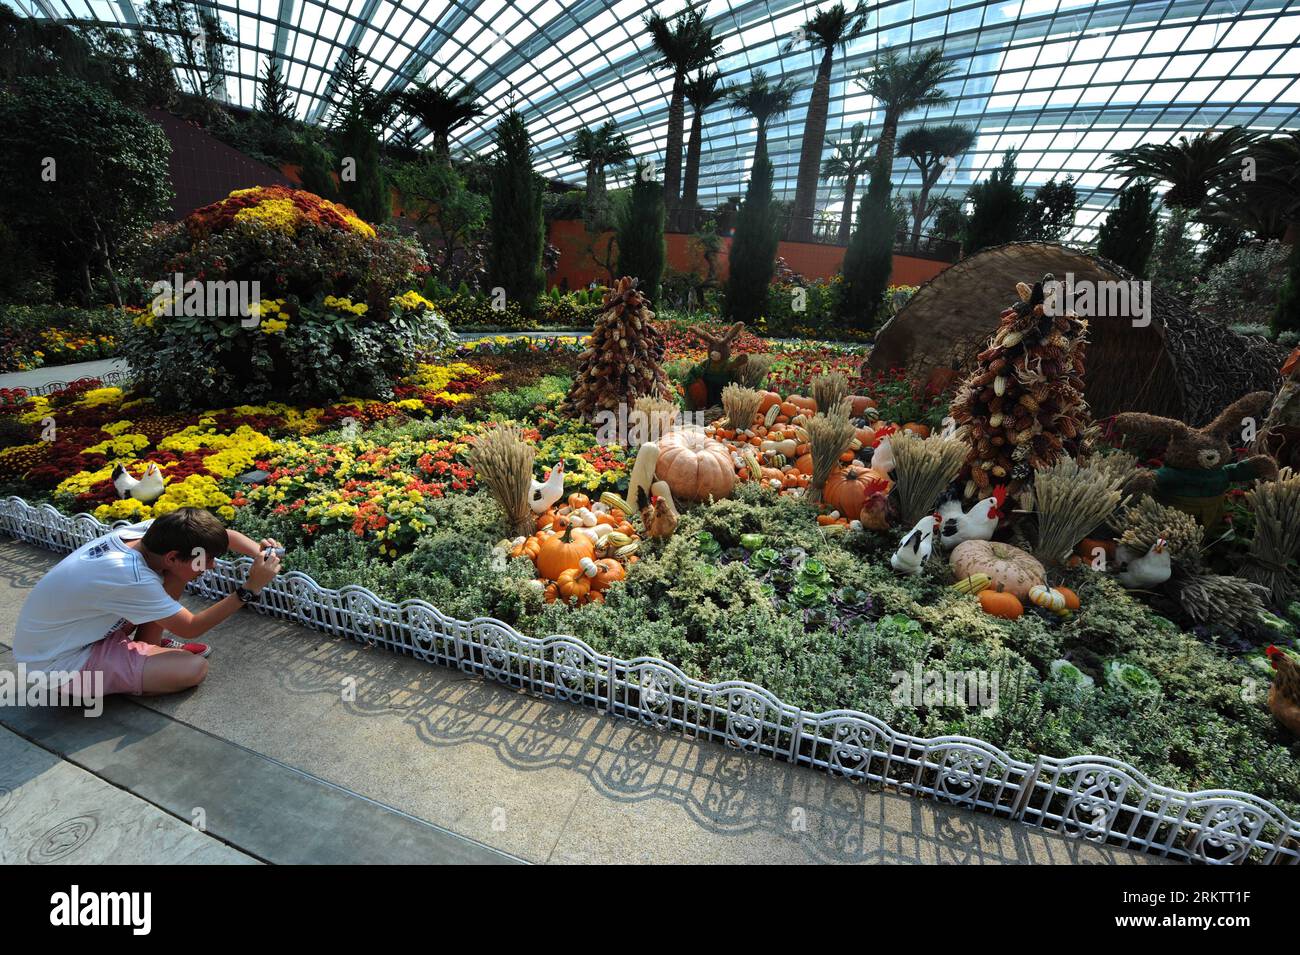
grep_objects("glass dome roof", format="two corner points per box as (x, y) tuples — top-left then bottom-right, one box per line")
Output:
(12, 0), (1300, 241)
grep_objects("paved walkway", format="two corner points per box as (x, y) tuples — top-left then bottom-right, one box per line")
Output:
(0, 539), (1164, 865)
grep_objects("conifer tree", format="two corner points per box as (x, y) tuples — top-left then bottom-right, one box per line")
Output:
(723, 153), (779, 325)
(615, 163), (666, 303)
(487, 109), (545, 313)
(257, 56), (294, 126)
(1096, 180), (1158, 276)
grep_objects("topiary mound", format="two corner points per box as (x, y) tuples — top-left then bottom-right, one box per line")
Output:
(125, 186), (451, 409)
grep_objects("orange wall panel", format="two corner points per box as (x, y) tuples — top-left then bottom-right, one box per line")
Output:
(545, 219), (948, 291)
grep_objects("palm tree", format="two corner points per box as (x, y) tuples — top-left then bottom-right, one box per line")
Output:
(398, 79), (485, 164)
(571, 120), (633, 232)
(730, 69), (796, 174)
(820, 122), (874, 243)
(1200, 130), (1300, 240)
(854, 46), (956, 175)
(644, 5), (723, 221)
(1104, 127), (1259, 211)
(1104, 127), (1259, 267)
(680, 68), (729, 232)
(897, 122), (975, 248)
(786, 2), (866, 242)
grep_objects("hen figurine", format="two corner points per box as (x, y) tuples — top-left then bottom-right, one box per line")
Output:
(938, 487), (1006, 550)
(1265, 645), (1300, 737)
(111, 463), (167, 504)
(891, 514), (938, 575)
(640, 495), (679, 539)
(1114, 538), (1171, 590)
(529, 461), (565, 514)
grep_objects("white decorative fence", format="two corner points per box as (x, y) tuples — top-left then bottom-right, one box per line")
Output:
(3, 495), (1298, 865)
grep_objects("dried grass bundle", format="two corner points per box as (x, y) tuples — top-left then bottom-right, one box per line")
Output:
(466, 424), (536, 537)
(1172, 565), (1268, 629)
(892, 431), (968, 525)
(1031, 457), (1124, 565)
(735, 354), (773, 390)
(806, 410), (857, 506)
(1090, 450), (1139, 487)
(812, 373), (849, 417)
(634, 394), (679, 441)
(721, 384), (764, 433)
(1242, 467), (1300, 606)
(1116, 495), (1203, 562)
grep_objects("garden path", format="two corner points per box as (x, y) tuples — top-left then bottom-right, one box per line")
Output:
(0, 540), (1166, 865)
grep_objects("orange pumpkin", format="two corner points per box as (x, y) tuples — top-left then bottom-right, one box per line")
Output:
(1056, 586), (1081, 611)
(757, 391), (782, 415)
(979, 587), (1024, 619)
(848, 395), (875, 417)
(821, 464), (892, 521)
(789, 395), (817, 413)
(855, 426), (876, 447)
(779, 401), (799, 418)
(589, 558), (626, 592)
(902, 422), (930, 438)
(655, 428), (736, 502)
(794, 453), (813, 475)
(555, 567), (591, 602)
(568, 493), (591, 510)
(535, 525), (595, 581)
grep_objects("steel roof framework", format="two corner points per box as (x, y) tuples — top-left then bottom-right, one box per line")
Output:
(12, 0), (1300, 241)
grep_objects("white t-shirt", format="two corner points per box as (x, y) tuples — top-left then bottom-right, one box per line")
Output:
(14, 520), (183, 674)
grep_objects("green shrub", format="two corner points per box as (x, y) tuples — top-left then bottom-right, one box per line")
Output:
(123, 186), (445, 408)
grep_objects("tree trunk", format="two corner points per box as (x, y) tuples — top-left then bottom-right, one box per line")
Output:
(680, 106), (704, 233)
(663, 71), (687, 213)
(752, 125), (769, 178)
(790, 47), (835, 243)
(434, 129), (451, 165)
(838, 174), (857, 244)
(876, 112), (899, 175)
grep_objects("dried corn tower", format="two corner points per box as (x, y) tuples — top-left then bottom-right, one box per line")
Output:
(562, 276), (674, 421)
(949, 277), (1093, 508)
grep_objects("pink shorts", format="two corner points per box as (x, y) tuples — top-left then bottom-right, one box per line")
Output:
(76, 631), (154, 697)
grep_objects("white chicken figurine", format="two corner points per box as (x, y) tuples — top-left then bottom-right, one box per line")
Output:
(869, 431), (896, 475)
(938, 486), (1006, 550)
(529, 461), (565, 514)
(891, 514), (938, 575)
(111, 463), (167, 504)
(1114, 538), (1172, 590)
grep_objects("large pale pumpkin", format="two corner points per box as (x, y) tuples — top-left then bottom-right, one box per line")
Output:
(655, 427), (736, 502)
(950, 540), (1045, 599)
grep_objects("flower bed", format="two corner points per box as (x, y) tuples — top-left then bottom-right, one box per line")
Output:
(3, 321), (1299, 819)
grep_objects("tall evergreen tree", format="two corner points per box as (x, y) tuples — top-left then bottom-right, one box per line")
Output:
(1024, 175), (1079, 242)
(963, 150), (1029, 253)
(680, 69), (728, 231)
(296, 138), (340, 201)
(1096, 180), (1158, 276)
(488, 110), (545, 313)
(723, 153), (780, 325)
(257, 56), (294, 126)
(616, 163), (666, 303)
(324, 47), (392, 223)
(836, 159), (895, 331)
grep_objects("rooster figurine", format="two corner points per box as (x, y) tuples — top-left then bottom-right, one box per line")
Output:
(1114, 538), (1172, 590)
(1265, 645), (1300, 737)
(938, 487), (1006, 550)
(869, 428), (897, 475)
(111, 462), (167, 504)
(891, 514), (938, 575)
(529, 461), (565, 514)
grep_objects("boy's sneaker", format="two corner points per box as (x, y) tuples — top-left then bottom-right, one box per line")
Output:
(160, 637), (213, 658)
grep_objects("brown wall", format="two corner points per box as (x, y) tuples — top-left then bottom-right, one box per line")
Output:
(546, 218), (949, 291)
